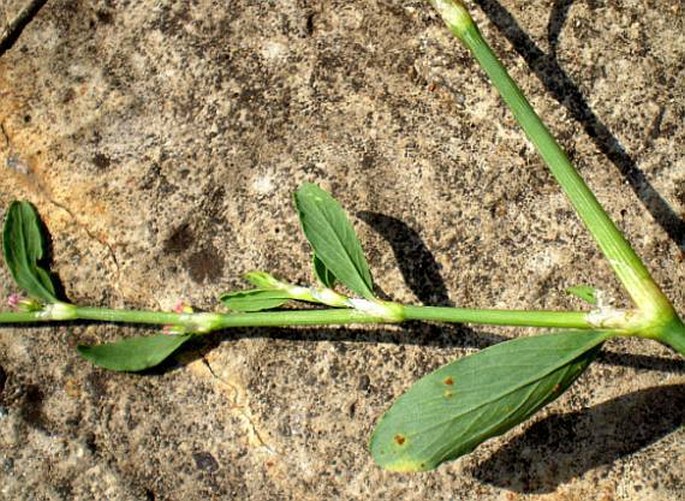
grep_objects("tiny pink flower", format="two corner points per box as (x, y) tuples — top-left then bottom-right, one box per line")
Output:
(162, 299), (193, 334)
(172, 299), (193, 314)
(7, 293), (23, 310)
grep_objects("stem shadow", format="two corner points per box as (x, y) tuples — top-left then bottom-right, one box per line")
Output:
(0, 0), (48, 57)
(471, 384), (685, 493)
(127, 322), (685, 377)
(142, 322), (508, 375)
(473, 0), (685, 250)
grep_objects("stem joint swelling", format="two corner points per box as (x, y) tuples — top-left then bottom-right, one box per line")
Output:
(41, 302), (77, 321)
(176, 312), (223, 334)
(347, 299), (405, 323)
(0, 0), (683, 475)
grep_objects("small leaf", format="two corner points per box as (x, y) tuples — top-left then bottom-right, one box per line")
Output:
(244, 271), (282, 289)
(566, 285), (598, 305)
(77, 334), (193, 372)
(370, 330), (610, 472)
(2, 201), (58, 303)
(294, 183), (374, 299)
(220, 289), (291, 312)
(313, 254), (336, 288)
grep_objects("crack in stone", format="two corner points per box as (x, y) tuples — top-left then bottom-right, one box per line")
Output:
(2, 121), (122, 287)
(48, 197), (121, 276)
(200, 355), (276, 454)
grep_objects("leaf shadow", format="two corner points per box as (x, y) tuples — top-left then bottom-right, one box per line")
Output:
(471, 384), (685, 493)
(472, 0), (685, 250)
(33, 210), (69, 302)
(357, 211), (452, 307)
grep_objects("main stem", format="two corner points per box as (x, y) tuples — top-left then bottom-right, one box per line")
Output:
(428, 0), (684, 341)
(0, 303), (597, 331)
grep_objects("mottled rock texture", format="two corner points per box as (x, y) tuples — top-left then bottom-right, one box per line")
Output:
(0, 0), (683, 499)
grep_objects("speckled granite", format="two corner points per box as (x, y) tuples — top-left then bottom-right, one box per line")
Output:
(0, 0), (683, 499)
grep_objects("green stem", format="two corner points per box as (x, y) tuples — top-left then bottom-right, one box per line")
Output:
(402, 305), (592, 329)
(0, 311), (45, 323)
(0, 305), (386, 328)
(660, 318), (685, 355)
(0, 303), (607, 331)
(77, 306), (385, 329)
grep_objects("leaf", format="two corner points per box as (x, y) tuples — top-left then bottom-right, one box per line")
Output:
(77, 334), (193, 372)
(220, 289), (292, 312)
(294, 183), (374, 299)
(370, 330), (610, 472)
(2, 201), (58, 303)
(566, 285), (599, 305)
(312, 254), (336, 288)
(244, 271), (282, 289)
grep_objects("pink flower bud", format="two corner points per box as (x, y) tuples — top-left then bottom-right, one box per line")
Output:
(7, 293), (22, 310)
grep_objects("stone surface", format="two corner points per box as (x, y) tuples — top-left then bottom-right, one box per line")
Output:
(0, 0), (683, 499)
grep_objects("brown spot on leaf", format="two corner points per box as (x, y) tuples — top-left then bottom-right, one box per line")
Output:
(394, 434), (406, 446)
(443, 376), (454, 386)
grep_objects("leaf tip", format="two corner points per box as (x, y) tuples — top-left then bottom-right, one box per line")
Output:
(370, 425), (439, 472)
(566, 285), (599, 305)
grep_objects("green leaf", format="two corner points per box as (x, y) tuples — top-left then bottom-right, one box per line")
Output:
(244, 271), (283, 289)
(370, 330), (610, 472)
(312, 254), (336, 288)
(2, 201), (58, 303)
(77, 334), (193, 372)
(220, 289), (291, 312)
(566, 285), (599, 305)
(294, 183), (374, 299)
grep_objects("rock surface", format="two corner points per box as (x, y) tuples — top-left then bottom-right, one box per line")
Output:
(0, 0), (683, 499)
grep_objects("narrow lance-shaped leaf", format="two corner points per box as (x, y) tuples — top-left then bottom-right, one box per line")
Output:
(220, 289), (292, 312)
(77, 334), (193, 372)
(228, 270), (350, 309)
(370, 330), (610, 472)
(294, 183), (374, 299)
(244, 271), (284, 290)
(2, 201), (59, 303)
